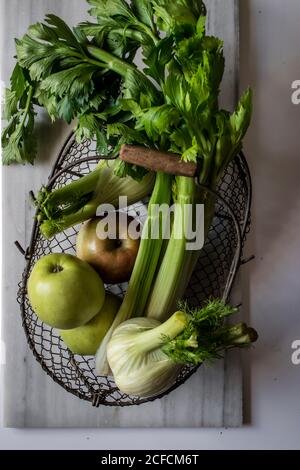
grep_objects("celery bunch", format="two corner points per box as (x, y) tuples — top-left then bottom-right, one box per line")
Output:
(94, 1), (251, 372)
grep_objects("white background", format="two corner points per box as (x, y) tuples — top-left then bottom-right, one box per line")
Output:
(0, 0), (300, 449)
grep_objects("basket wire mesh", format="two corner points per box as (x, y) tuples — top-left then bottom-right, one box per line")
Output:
(16, 133), (252, 407)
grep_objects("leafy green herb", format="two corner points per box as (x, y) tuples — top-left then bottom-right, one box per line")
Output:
(162, 299), (257, 366)
(2, 64), (37, 164)
(2, 14), (126, 163)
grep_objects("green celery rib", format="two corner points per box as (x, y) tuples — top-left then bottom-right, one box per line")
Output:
(86, 45), (135, 77)
(86, 45), (159, 102)
(95, 171), (172, 375)
(170, 190), (216, 306)
(145, 175), (197, 322)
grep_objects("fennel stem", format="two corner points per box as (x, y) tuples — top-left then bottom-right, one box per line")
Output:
(38, 164), (106, 238)
(161, 302), (258, 366)
(40, 165), (103, 208)
(37, 161), (155, 239)
(39, 202), (98, 239)
(134, 311), (188, 353)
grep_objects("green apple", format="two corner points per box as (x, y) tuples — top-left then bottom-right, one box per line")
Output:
(28, 253), (105, 329)
(60, 292), (121, 355)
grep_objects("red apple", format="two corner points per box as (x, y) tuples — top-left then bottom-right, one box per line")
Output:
(76, 213), (140, 284)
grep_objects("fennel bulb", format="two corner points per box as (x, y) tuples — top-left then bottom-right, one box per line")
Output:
(106, 300), (258, 398)
(107, 315), (183, 398)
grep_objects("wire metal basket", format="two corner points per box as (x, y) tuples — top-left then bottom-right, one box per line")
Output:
(16, 133), (252, 407)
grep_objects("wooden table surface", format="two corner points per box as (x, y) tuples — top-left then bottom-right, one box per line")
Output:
(1, 0), (244, 428)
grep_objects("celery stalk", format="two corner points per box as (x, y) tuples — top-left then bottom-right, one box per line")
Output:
(169, 191), (216, 308)
(145, 175), (197, 321)
(95, 171), (172, 375)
